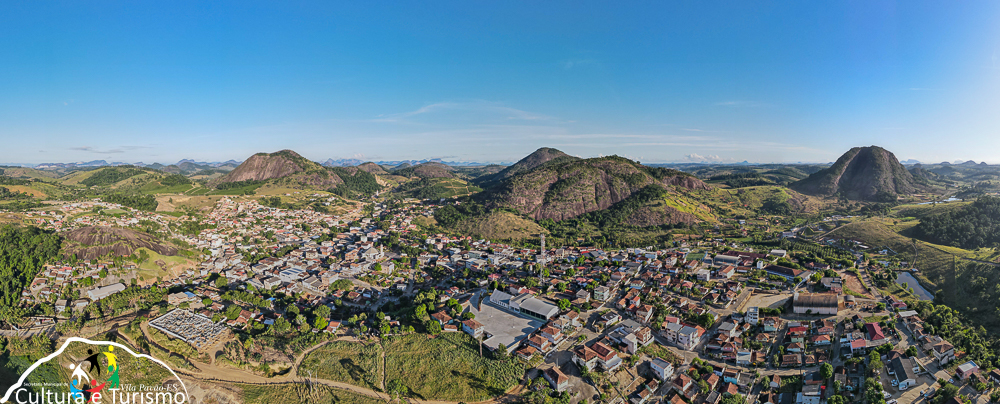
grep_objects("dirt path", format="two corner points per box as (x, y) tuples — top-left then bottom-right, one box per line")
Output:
(170, 338), (510, 404)
(288, 340), (330, 378)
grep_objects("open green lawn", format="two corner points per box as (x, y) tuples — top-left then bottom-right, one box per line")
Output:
(138, 181), (194, 194)
(299, 341), (384, 391)
(136, 247), (196, 281)
(299, 333), (523, 402)
(239, 383), (385, 404)
(383, 333), (524, 402)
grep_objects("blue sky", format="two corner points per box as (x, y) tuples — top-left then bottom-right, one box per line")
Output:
(1, 1), (998, 165)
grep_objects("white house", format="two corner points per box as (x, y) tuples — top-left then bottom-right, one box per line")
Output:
(649, 357), (675, 381)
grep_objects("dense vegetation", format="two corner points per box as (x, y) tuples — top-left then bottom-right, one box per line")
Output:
(913, 196), (1000, 249)
(259, 196), (289, 209)
(642, 165), (694, 181)
(761, 195), (793, 215)
(0, 176), (31, 186)
(103, 193), (158, 211)
(433, 199), (489, 227)
(159, 174), (191, 186)
(0, 187), (30, 200)
(216, 179), (265, 190)
(578, 184), (667, 227)
(0, 200), (47, 211)
(80, 166), (147, 187)
(396, 178), (481, 200)
(329, 168), (381, 197)
(0, 226), (62, 322)
(910, 299), (999, 370)
(709, 172), (772, 188)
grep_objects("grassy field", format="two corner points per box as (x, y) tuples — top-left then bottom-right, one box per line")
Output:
(137, 181), (195, 194)
(155, 195), (226, 214)
(827, 220), (972, 291)
(136, 247), (198, 282)
(239, 383), (385, 404)
(145, 325), (207, 361)
(661, 191), (717, 222)
(640, 342), (684, 366)
(299, 333), (523, 402)
(383, 333), (524, 402)
(2, 184), (47, 197)
(299, 341), (385, 391)
(453, 211), (548, 241)
(58, 169), (100, 186)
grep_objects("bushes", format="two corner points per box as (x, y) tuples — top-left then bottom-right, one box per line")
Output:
(215, 179), (265, 190)
(329, 168), (381, 197)
(102, 193), (158, 211)
(159, 174), (191, 186)
(913, 196), (1000, 249)
(0, 226), (61, 319)
(0, 187), (30, 200)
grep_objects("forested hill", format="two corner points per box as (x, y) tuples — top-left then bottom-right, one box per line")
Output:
(0, 226), (62, 321)
(913, 196), (1000, 249)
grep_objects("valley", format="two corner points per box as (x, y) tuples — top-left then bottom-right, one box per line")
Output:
(2, 145), (1000, 404)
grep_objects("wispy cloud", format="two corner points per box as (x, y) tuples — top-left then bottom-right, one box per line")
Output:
(685, 153), (736, 163)
(371, 101), (556, 124)
(69, 145), (150, 154)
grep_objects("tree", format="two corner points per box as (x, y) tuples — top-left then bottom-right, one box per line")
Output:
(202, 298), (212, 306)
(936, 383), (959, 403)
(556, 282), (567, 292)
(864, 377), (885, 404)
(414, 304), (427, 320)
(557, 299), (571, 311)
(827, 395), (847, 404)
(821, 362), (833, 380)
(697, 312), (716, 328)
(719, 394), (744, 404)
(869, 351), (883, 374)
(425, 320), (442, 335)
(330, 279), (353, 291)
(314, 317), (329, 330)
(271, 317), (291, 334)
(314, 304), (331, 319)
(215, 276), (228, 289)
(386, 379), (408, 398)
(495, 343), (508, 358)
(906, 346), (918, 357)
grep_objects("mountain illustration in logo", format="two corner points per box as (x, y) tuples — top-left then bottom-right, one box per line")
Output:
(2, 337), (188, 404)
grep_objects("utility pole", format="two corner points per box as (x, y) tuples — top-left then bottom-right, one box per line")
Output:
(540, 234), (546, 272)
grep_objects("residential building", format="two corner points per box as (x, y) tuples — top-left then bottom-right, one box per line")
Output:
(890, 357), (918, 390)
(543, 367), (570, 392)
(957, 361), (980, 380)
(593, 285), (612, 301)
(461, 319), (485, 339)
(649, 357), (674, 381)
(746, 306), (759, 325)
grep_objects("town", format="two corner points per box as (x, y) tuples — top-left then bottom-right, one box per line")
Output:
(5, 193), (986, 404)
